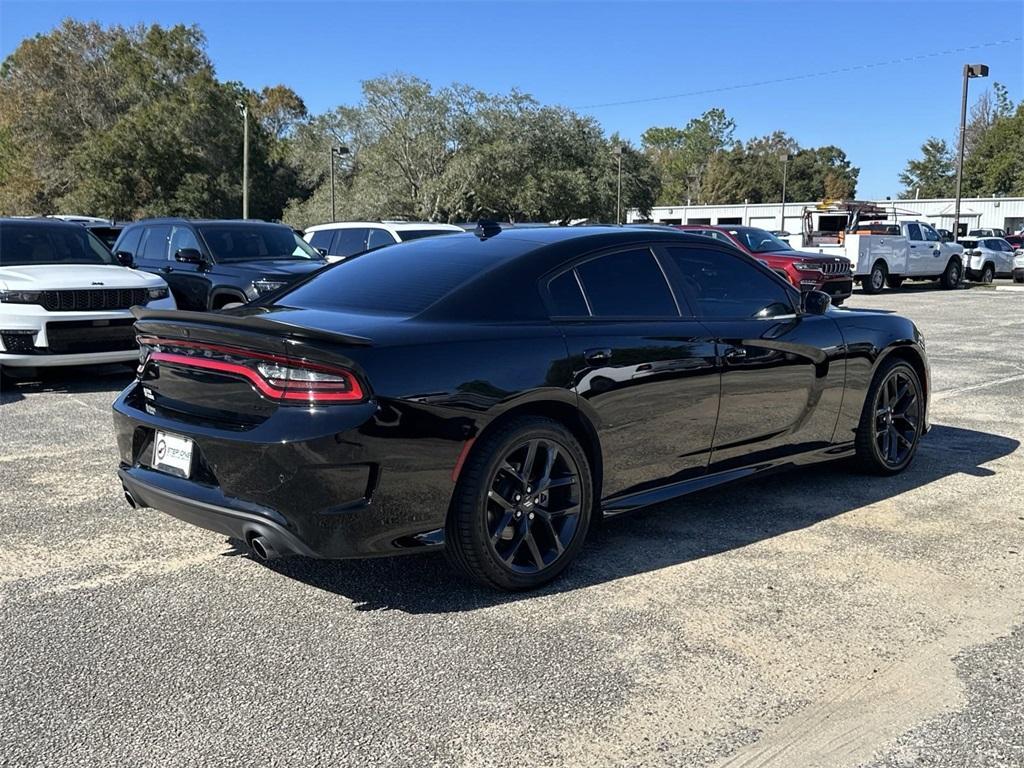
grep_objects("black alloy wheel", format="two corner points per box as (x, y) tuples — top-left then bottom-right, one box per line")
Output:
(486, 438), (583, 573)
(446, 417), (592, 590)
(855, 360), (923, 475)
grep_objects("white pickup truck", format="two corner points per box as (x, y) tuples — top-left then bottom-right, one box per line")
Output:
(839, 220), (965, 294)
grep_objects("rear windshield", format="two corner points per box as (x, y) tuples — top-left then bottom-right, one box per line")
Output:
(273, 234), (523, 315)
(197, 224), (321, 262)
(396, 229), (458, 242)
(0, 222), (116, 266)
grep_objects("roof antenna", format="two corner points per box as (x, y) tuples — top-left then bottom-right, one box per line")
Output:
(475, 219), (502, 240)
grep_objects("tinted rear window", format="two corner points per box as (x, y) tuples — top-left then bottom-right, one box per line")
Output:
(397, 229), (458, 242)
(574, 248), (678, 317)
(274, 234), (524, 315)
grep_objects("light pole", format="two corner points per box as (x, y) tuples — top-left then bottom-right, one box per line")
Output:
(612, 145), (625, 225)
(237, 101), (249, 219)
(779, 152), (789, 232)
(953, 63), (988, 283)
(330, 146), (350, 223)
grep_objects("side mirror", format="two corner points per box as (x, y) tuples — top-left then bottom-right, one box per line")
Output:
(115, 251), (134, 268)
(315, 247), (328, 257)
(801, 290), (831, 315)
(175, 248), (204, 264)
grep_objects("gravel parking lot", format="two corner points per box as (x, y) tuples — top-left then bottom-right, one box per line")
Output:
(2, 283), (1022, 768)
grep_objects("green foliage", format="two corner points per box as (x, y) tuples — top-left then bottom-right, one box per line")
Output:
(899, 138), (956, 198)
(642, 109), (735, 204)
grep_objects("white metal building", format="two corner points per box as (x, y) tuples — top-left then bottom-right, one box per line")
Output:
(628, 196), (1024, 237)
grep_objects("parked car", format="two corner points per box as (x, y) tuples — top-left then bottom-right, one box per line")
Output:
(675, 225), (853, 304)
(936, 228), (954, 242)
(1004, 234), (1023, 251)
(113, 219), (328, 311)
(847, 221), (964, 294)
(0, 218), (174, 372)
(113, 227), (929, 590)
(959, 237), (1017, 283)
(968, 228), (1006, 238)
(1013, 249), (1024, 283)
(304, 221), (463, 263)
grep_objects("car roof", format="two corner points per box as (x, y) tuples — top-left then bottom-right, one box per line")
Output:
(306, 221), (464, 232)
(1, 217), (91, 231)
(124, 218), (289, 228)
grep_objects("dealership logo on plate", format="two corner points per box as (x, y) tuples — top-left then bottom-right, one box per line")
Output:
(156, 439), (166, 460)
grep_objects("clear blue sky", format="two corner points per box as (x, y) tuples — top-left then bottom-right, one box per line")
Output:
(2, 0), (1022, 199)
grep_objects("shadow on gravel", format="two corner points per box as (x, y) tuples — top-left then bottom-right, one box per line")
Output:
(0, 364), (134, 405)
(247, 423), (1019, 613)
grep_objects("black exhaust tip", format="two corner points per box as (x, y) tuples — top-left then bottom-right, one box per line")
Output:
(249, 535), (279, 561)
(123, 489), (137, 509)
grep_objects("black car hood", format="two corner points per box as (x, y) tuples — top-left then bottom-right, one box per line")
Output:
(213, 259), (327, 278)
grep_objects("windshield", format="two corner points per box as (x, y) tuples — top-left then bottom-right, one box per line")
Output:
(727, 228), (793, 253)
(0, 222), (116, 266)
(197, 224), (321, 262)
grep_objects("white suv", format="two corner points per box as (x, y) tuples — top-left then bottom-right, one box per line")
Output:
(0, 219), (175, 371)
(304, 221), (463, 263)
(960, 237), (1017, 283)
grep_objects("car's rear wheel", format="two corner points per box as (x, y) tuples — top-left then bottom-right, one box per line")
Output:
(855, 359), (923, 475)
(861, 262), (887, 294)
(978, 263), (995, 284)
(446, 416), (592, 590)
(939, 257), (962, 289)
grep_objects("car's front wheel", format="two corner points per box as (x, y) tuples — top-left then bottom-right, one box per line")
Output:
(939, 257), (962, 289)
(446, 416), (593, 590)
(855, 359), (924, 475)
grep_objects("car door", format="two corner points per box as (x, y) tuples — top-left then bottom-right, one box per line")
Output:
(134, 224), (173, 283)
(904, 222), (931, 275)
(658, 243), (847, 471)
(919, 224), (947, 274)
(549, 246), (720, 509)
(366, 228), (398, 252)
(329, 228), (371, 260)
(167, 225), (212, 310)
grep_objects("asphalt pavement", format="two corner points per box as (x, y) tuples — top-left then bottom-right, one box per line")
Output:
(1, 281), (1022, 767)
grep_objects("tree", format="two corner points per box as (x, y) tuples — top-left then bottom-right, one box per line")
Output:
(642, 108), (736, 204)
(0, 20), (306, 219)
(899, 138), (955, 198)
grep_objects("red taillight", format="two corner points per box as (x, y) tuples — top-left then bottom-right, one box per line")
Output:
(141, 338), (364, 404)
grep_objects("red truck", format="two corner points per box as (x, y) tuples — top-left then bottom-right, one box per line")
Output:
(675, 225), (854, 305)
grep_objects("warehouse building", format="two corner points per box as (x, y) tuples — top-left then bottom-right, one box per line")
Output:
(628, 196), (1024, 239)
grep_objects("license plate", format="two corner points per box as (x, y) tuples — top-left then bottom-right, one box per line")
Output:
(153, 431), (193, 478)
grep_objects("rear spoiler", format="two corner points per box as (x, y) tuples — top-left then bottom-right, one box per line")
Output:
(131, 307), (373, 347)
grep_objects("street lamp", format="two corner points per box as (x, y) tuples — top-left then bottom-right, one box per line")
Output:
(953, 62), (988, 283)
(330, 145), (350, 223)
(612, 145), (626, 225)
(237, 101), (249, 219)
(779, 152), (789, 232)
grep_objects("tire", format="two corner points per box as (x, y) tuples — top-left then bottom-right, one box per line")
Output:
(445, 416), (593, 590)
(854, 359), (924, 476)
(1014, 273), (1024, 284)
(885, 276), (905, 289)
(861, 262), (887, 294)
(978, 263), (995, 284)
(939, 257), (962, 290)
(832, 298), (845, 306)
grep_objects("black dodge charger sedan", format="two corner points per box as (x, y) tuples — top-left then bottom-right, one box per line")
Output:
(113, 226), (929, 590)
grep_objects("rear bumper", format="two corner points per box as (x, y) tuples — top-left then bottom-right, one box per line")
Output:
(111, 381), (460, 559)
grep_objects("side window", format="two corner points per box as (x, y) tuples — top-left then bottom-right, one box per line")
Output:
(905, 223), (923, 241)
(330, 228), (370, 258)
(547, 270), (589, 317)
(663, 246), (794, 320)
(115, 227), (143, 256)
(169, 226), (202, 257)
(140, 225), (171, 261)
(921, 225), (940, 242)
(574, 248), (678, 318)
(308, 230), (333, 251)
(367, 228), (397, 250)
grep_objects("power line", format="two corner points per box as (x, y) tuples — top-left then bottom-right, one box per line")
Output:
(576, 37), (1023, 110)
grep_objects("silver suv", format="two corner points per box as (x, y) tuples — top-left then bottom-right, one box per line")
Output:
(960, 237), (1017, 283)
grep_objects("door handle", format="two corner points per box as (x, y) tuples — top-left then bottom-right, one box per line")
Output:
(724, 347), (747, 362)
(584, 348), (612, 365)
